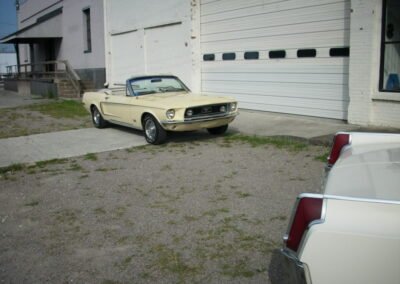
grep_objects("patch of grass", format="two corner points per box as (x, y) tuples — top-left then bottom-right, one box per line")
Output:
(94, 207), (106, 215)
(115, 255), (134, 270)
(221, 260), (256, 278)
(0, 163), (25, 175)
(235, 191), (252, 198)
(35, 158), (68, 168)
(25, 100), (87, 119)
(161, 164), (172, 171)
(315, 151), (330, 162)
(84, 153), (98, 161)
(68, 162), (83, 171)
(270, 215), (287, 222)
(224, 134), (308, 151)
(149, 244), (200, 280)
(24, 200), (40, 207)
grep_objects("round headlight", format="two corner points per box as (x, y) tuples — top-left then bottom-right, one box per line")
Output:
(230, 102), (237, 111)
(186, 109), (193, 116)
(166, 109), (175, 119)
(220, 105), (226, 112)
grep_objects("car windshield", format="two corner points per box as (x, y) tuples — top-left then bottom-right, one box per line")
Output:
(129, 77), (187, 96)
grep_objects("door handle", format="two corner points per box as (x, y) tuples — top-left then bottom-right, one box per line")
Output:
(105, 97), (109, 100)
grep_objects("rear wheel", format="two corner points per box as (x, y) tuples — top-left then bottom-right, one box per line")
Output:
(143, 115), (167, 144)
(91, 106), (107, 128)
(207, 124), (228, 135)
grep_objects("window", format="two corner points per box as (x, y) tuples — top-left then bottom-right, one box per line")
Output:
(203, 54), (215, 61)
(222, 53), (236, 60)
(244, 51), (259, 60)
(329, 47), (349, 57)
(297, 49), (317, 58)
(269, 50), (286, 59)
(379, 0), (400, 92)
(83, 8), (92, 53)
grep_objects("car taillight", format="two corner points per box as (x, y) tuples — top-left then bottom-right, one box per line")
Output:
(285, 197), (323, 252)
(327, 133), (350, 167)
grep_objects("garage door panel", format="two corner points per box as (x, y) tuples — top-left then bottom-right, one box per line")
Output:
(202, 19), (350, 43)
(201, 0), (279, 16)
(201, 81), (349, 101)
(202, 30), (349, 53)
(230, 93), (348, 111)
(202, 59), (350, 73)
(202, 4), (349, 35)
(239, 101), (348, 120)
(201, 0), (349, 24)
(202, 72), (348, 85)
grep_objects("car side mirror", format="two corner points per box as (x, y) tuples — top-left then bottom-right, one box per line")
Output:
(104, 82), (109, 89)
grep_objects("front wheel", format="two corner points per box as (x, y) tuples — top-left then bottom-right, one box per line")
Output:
(143, 115), (167, 145)
(207, 124), (228, 135)
(91, 106), (108, 128)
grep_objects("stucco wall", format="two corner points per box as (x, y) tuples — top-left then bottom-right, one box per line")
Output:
(59, 0), (105, 70)
(348, 0), (400, 127)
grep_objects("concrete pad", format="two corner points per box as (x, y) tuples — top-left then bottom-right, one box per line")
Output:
(230, 109), (359, 139)
(0, 128), (147, 167)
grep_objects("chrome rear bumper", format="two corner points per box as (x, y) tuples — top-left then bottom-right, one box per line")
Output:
(280, 249), (308, 284)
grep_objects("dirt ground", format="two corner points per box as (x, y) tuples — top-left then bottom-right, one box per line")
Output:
(0, 137), (328, 283)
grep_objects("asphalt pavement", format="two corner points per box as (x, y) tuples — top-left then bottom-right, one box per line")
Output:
(0, 89), (381, 168)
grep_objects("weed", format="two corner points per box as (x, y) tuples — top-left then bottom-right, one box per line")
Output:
(68, 163), (83, 171)
(94, 207), (106, 215)
(315, 151), (330, 162)
(0, 163), (24, 175)
(84, 153), (98, 161)
(24, 200), (40, 207)
(270, 215), (287, 222)
(235, 191), (252, 198)
(35, 158), (68, 168)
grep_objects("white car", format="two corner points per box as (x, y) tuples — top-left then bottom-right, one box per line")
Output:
(281, 132), (400, 284)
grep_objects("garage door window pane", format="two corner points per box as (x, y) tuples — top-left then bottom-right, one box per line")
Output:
(379, 0), (400, 92)
(223, 53), (236, 60)
(244, 51), (259, 60)
(203, 54), (215, 61)
(269, 50), (286, 59)
(329, 47), (349, 57)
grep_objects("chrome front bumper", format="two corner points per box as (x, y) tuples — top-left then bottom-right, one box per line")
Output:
(280, 249), (308, 284)
(161, 112), (238, 125)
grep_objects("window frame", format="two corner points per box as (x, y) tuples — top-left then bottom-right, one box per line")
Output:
(379, 0), (400, 93)
(83, 7), (92, 53)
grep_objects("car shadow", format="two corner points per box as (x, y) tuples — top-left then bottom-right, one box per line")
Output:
(107, 123), (240, 145)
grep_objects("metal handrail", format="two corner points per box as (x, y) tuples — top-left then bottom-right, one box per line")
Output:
(5, 60), (81, 96)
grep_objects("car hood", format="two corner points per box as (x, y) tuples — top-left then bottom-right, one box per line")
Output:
(324, 145), (400, 201)
(137, 92), (235, 109)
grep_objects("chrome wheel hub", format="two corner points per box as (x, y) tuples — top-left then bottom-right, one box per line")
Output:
(93, 109), (100, 124)
(145, 119), (156, 142)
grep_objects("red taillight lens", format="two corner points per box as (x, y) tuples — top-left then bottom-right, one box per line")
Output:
(327, 133), (350, 166)
(285, 197), (323, 252)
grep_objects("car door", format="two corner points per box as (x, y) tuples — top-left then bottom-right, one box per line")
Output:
(99, 92), (133, 125)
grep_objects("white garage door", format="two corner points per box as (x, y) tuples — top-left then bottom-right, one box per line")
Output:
(110, 23), (192, 88)
(110, 30), (145, 85)
(200, 0), (351, 120)
(145, 23), (192, 88)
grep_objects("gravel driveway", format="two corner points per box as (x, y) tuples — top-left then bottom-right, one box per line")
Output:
(0, 137), (328, 283)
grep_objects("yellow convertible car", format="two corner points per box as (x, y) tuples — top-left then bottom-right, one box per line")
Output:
(82, 75), (238, 144)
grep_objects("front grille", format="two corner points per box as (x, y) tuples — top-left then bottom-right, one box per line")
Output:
(185, 104), (228, 119)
